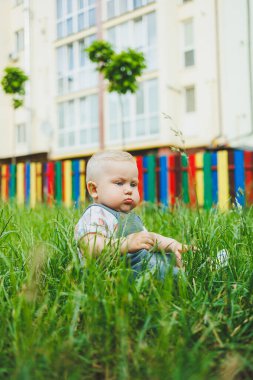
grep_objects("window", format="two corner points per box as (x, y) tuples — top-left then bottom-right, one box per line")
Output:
(107, 21), (131, 52)
(15, 29), (24, 53)
(77, 0), (96, 31)
(58, 100), (77, 148)
(107, 0), (116, 18)
(67, 0), (72, 13)
(78, 12), (85, 31)
(78, 0), (84, 8)
(119, 1), (128, 14)
(58, 95), (99, 149)
(78, 34), (97, 89)
(134, 17), (144, 51)
(133, 0), (142, 8)
(136, 86), (144, 115)
(133, 0), (154, 9)
(56, 0), (63, 18)
(135, 79), (159, 136)
(107, 78), (159, 142)
(58, 103), (65, 129)
(185, 86), (196, 112)
(67, 44), (74, 70)
(79, 95), (99, 145)
(134, 12), (157, 69)
(56, 34), (97, 95)
(146, 12), (157, 69)
(56, 0), (97, 39)
(107, 12), (157, 71)
(16, 123), (26, 144)
(66, 17), (73, 34)
(106, 0), (132, 19)
(106, 0), (155, 19)
(183, 19), (195, 67)
(108, 93), (131, 141)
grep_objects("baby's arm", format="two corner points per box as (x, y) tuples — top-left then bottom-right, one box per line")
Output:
(79, 231), (155, 257)
(79, 234), (110, 257)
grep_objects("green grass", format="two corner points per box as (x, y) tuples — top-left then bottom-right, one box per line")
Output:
(0, 202), (253, 379)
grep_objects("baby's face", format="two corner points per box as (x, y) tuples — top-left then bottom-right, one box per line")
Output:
(92, 160), (140, 212)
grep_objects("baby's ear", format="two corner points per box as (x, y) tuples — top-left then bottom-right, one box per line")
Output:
(87, 181), (98, 199)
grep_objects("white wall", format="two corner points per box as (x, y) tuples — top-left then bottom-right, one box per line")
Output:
(0, 1), (13, 158)
(0, 0), (253, 161)
(0, 0), (55, 160)
(219, 0), (253, 147)
(28, 0), (56, 155)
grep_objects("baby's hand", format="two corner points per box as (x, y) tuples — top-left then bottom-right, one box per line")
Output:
(171, 243), (189, 268)
(121, 231), (155, 254)
(174, 244), (197, 268)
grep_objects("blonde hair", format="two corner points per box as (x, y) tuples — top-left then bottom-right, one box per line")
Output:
(86, 150), (136, 183)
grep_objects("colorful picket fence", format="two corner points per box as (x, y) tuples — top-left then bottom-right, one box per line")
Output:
(0, 160), (86, 208)
(0, 150), (253, 209)
(137, 150), (253, 210)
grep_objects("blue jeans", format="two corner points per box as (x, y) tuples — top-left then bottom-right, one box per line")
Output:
(126, 250), (179, 280)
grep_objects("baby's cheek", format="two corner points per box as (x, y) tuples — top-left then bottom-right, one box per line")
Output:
(135, 191), (140, 202)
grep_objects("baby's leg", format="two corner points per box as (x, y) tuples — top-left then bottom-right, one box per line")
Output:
(127, 250), (179, 280)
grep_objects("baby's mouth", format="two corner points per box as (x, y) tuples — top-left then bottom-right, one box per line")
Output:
(124, 198), (133, 204)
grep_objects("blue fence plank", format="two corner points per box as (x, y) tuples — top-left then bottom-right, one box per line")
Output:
(159, 156), (168, 206)
(25, 162), (30, 204)
(234, 150), (245, 206)
(72, 160), (80, 205)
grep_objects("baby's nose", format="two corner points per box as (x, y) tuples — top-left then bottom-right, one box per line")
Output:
(124, 185), (132, 194)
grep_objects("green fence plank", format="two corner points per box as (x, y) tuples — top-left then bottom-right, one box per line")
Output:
(147, 155), (156, 202)
(182, 155), (189, 203)
(10, 164), (16, 199)
(204, 152), (212, 209)
(55, 161), (62, 205)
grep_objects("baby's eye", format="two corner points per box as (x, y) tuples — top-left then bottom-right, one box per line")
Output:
(115, 182), (123, 186)
(130, 182), (137, 187)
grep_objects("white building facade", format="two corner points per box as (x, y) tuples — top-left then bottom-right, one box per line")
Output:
(0, 0), (252, 162)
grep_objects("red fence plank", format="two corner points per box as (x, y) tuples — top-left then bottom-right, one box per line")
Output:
(188, 154), (197, 207)
(47, 162), (55, 206)
(228, 151), (235, 202)
(136, 156), (144, 202)
(244, 151), (253, 204)
(169, 155), (176, 206)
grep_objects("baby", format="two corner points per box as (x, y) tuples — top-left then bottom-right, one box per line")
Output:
(75, 150), (188, 279)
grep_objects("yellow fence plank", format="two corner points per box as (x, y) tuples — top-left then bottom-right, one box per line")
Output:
(30, 163), (36, 208)
(36, 163), (42, 203)
(80, 160), (86, 203)
(1, 165), (8, 201)
(217, 150), (229, 210)
(64, 160), (72, 207)
(195, 152), (204, 207)
(17, 163), (25, 205)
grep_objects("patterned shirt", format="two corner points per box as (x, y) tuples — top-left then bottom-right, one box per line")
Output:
(75, 205), (119, 242)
